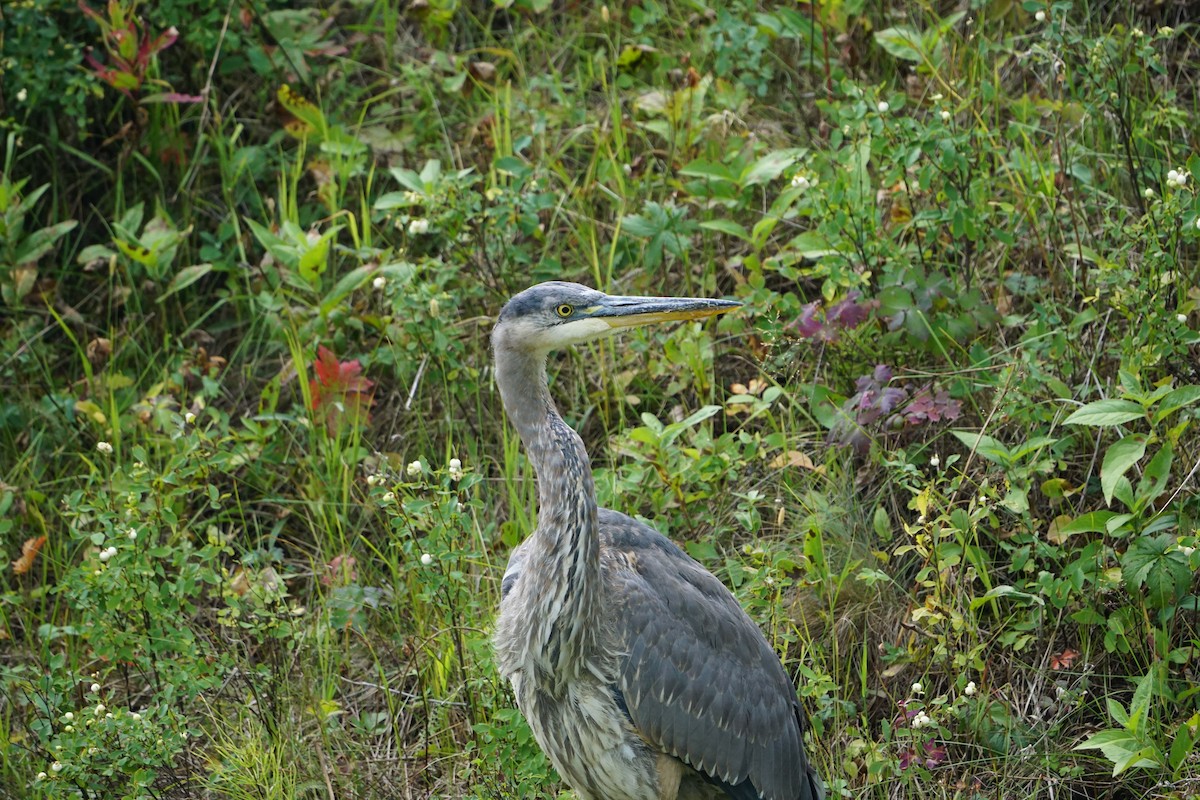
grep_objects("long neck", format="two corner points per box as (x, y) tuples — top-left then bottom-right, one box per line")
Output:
(494, 343), (601, 685)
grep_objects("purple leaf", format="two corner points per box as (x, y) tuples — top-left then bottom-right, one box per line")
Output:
(790, 301), (828, 340)
(827, 290), (879, 329)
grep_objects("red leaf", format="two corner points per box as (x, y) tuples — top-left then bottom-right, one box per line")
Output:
(1050, 648), (1080, 670)
(309, 346), (375, 427)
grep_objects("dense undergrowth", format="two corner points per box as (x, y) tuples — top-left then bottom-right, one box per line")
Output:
(2, 0), (1199, 797)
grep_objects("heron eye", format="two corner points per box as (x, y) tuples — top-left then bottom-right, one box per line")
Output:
(556, 304), (573, 318)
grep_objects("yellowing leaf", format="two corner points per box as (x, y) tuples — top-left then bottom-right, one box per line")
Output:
(74, 400), (107, 425)
(768, 450), (822, 473)
(12, 536), (47, 575)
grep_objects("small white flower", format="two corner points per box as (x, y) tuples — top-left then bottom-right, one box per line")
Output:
(1178, 314), (1189, 324)
(128, 529), (138, 541)
(964, 680), (977, 696)
(381, 491), (396, 504)
(51, 762), (63, 773)
(89, 683), (100, 694)
(64, 712), (74, 721)
(1055, 685), (1067, 700)
(1195, 217), (1200, 230)
(96, 441), (114, 455)
(185, 411), (196, 425)
(17, 88), (28, 102)
(94, 704), (105, 715)
(105, 713), (112, 719)
(407, 218), (430, 235)
(911, 681), (924, 695)
(1181, 545), (1196, 556)
(36, 772), (47, 780)
(448, 457), (464, 481)
(372, 275), (387, 290)
(406, 460), (422, 477)
(790, 173), (811, 190)
(131, 712), (141, 721)
(917, 515), (927, 524)
(1131, 27), (1143, 37)
(930, 454), (940, 468)
(931, 93), (944, 101)
(877, 100), (890, 113)
(290, 605), (306, 616)
(1144, 187), (1155, 199)
(940, 110), (951, 122)
(420, 553), (434, 566)
(98, 547), (117, 562)
(1035, 9), (1046, 22)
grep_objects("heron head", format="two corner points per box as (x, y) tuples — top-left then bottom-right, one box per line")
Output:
(493, 281), (740, 354)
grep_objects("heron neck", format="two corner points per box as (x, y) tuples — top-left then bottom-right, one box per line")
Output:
(494, 343), (601, 679)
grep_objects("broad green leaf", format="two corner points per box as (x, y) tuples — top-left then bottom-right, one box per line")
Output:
(1055, 510), (1119, 536)
(679, 160), (736, 183)
(14, 220), (77, 264)
(1076, 729), (1145, 776)
(874, 25), (924, 62)
(699, 219), (750, 241)
(1009, 436), (1059, 461)
(1101, 435), (1147, 506)
(1063, 399), (1145, 426)
(158, 263), (214, 302)
(1121, 534), (1191, 608)
(1106, 698), (1130, 728)
(740, 148), (806, 187)
(1153, 385), (1200, 423)
(1134, 444), (1173, 511)
(320, 265), (375, 315)
(784, 230), (839, 259)
(951, 430), (1012, 465)
(968, 584), (1044, 610)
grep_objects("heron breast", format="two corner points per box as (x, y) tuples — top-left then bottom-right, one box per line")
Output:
(518, 677), (663, 800)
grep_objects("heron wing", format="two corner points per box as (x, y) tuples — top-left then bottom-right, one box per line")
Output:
(599, 508), (822, 800)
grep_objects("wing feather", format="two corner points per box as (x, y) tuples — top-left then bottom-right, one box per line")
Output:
(599, 509), (823, 800)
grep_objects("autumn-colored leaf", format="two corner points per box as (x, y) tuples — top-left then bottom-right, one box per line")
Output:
(1050, 648), (1080, 670)
(769, 450), (823, 473)
(13, 536), (47, 575)
(310, 346), (375, 428)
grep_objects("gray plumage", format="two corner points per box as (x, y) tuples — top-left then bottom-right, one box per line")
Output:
(491, 282), (824, 800)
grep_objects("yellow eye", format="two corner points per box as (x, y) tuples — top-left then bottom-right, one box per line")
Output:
(556, 304), (573, 318)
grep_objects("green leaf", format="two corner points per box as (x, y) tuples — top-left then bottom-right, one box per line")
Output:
(1055, 510), (1120, 536)
(784, 231), (839, 259)
(1122, 534), (1191, 608)
(1135, 444), (1173, 512)
(950, 430), (1012, 465)
(740, 148), (806, 186)
(1063, 399), (1145, 427)
(157, 263), (214, 302)
(1153, 385), (1200, 423)
(699, 219), (750, 241)
(320, 265), (375, 315)
(1101, 435), (1147, 506)
(874, 25), (924, 62)
(969, 585), (1044, 610)
(13, 220), (77, 264)
(679, 160), (736, 183)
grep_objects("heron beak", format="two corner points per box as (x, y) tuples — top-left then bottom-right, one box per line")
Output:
(589, 294), (741, 330)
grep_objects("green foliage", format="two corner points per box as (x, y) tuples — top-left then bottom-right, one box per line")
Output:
(2, 0), (1200, 798)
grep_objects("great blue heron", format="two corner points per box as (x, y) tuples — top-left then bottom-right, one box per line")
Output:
(492, 282), (824, 800)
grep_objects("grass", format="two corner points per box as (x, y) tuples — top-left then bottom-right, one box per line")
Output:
(2, 0), (1200, 798)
